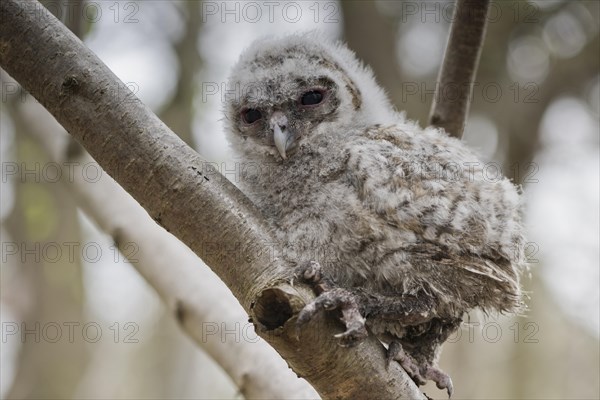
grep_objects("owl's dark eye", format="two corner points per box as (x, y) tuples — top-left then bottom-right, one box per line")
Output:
(243, 109), (262, 124)
(300, 90), (324, 106)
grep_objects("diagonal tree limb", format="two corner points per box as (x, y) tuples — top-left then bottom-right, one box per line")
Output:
(12, 95), (319, 399)
(0, 1), (425, 399)
(429, 0), (491, 138)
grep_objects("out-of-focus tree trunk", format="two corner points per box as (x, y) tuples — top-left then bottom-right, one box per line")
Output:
(4, 3), (89, 397)
(3, 96), (88, 399)
(159, 1), (203, 147)
(341, 1), (404, 109)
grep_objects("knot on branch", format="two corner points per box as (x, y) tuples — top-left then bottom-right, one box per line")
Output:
(61, 75), (79, 93)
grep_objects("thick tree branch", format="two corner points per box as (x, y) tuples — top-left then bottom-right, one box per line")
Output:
(0, 1), (424, 398)
(12, 96), (318, 399)
(429, 0), (491, 138)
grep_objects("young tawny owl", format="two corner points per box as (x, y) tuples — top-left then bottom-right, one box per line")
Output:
(224, 32), (525, 396)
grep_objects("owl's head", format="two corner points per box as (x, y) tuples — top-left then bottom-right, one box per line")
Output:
(224, 32), (398, 160)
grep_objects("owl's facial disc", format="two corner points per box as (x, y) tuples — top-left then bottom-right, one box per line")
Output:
(270, 111), (293, 159)
(232, 75), (340, 160)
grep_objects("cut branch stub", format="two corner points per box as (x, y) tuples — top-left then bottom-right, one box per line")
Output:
(253, 285), (305, 330)
(251, 284), (427, 400)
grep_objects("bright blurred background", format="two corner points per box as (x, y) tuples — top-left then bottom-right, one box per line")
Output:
(1, 1), (598, 399)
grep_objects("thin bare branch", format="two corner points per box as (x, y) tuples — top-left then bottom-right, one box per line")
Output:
(429, 0), (491, 138)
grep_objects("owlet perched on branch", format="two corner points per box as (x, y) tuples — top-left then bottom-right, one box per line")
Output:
(224, 32), (525, 397)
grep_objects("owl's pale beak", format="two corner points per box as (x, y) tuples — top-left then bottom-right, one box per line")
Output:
(270, 112), (293, 160)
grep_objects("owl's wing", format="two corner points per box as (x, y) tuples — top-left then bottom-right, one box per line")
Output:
(343, 125), (524, 309)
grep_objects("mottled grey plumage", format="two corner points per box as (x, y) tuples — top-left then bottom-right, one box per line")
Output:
(224, 32), (525, 395)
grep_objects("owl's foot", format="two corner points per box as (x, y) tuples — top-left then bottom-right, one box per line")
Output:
(295, 260), (331, 293)
(295, 261), (368, 347)
(387, 341), (454, 398)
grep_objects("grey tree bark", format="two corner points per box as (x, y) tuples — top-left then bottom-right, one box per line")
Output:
(429, 0), (491, 138)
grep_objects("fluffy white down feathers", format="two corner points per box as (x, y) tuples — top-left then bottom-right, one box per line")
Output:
(223, 31), (526, 391)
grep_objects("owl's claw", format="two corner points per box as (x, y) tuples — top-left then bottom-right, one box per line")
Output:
(295, 261), (323, 285)
(296, 287), (368, 346)
(387, 342), (425, 384)
(294, 260), (331, 294)
(387, 341), (454, 398)
(295, 262), (368, 346)
(333, 308), (368, 347)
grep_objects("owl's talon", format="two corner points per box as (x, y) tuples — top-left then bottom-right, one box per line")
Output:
(296, 285), (367, 346)
(334, 320), (368, 347)
(424, 366), (453, 398)
(387, 341), (425, 384)
(294, 261), (333, 294)
(387, 341), (454, 397)
(296, 260), (322, 283)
